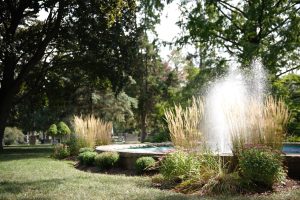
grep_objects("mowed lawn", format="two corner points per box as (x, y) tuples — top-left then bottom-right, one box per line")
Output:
(0, 145), (299, 200)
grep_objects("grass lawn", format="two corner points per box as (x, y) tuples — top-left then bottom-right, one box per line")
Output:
(0, 145), (299, 200)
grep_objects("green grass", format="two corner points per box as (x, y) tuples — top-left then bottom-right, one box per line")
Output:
(0, 145), (299, 200)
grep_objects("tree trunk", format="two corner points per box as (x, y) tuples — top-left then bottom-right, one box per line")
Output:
(0, 107), (11, 151)
(140, 111), (147, 142)
(0, 91), (14, 151)
(0, 125), (4, 151)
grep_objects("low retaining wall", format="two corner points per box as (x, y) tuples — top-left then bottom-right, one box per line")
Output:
(96, 144), (300, 178)
(284, 154), (300, 179)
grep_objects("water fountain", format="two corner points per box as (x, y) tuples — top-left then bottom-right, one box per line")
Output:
(96, 59), (300, 175)
(204, 59), (266, 153)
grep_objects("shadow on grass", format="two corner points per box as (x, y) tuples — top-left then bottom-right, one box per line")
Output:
(0, 178), (65, 200)
(0, 145), (53, 162)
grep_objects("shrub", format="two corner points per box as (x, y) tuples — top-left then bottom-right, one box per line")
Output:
(286, 135), (300, 142)
(57, 121), (71, 136)
(53, 144), (70, 159)
(78, 151), (98, 166)
(94, 152), (119, 169)
(48, 124), (57, 137)
(238, 146), (284, 188)
(160, 151), (201, 180)
(66, 134), (90, 156)
(79, 147), (94, 153)
(4, 127), (24, 145)
(135, 157), (156, 173)
(146, 132), (170, 143)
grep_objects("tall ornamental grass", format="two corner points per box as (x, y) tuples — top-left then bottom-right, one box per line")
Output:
(227, 96), (289, 153)
(73, 115), (112, 148)
(164, 97), (204, 150)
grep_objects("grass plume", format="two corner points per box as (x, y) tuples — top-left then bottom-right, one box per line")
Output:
(227, 96), (289, 153)
(73, 115), (112, 148)
(164, 97), (204, 150)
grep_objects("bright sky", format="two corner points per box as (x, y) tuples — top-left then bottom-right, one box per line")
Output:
(155, 1), (182, 60)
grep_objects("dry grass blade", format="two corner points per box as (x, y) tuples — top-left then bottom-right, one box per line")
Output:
(226, 95), (289, 153)
(73, 115), (112, 148)
(165, 97), (204, 150)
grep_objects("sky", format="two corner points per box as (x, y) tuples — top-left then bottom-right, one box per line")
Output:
(154, 1), (182, 60)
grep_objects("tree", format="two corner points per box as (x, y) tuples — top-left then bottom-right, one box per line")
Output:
(0, 0), (137, 150)
(273, 73), (300, 135)
(57, 121), (71, 137)
(178, 0), (300, 75)
(48, 124), (58, 137)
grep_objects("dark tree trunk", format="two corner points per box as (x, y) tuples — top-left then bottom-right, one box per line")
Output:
(0, 101), (12, 151)
(0, 126), (4, 151)
(140, 111), (147, 142)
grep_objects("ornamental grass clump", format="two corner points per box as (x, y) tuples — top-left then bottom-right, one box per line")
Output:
(73, 115), (112, 148)
(160, 151), (198, 181)
(227, 96), (289, 154)
(164, 97), (204, 150)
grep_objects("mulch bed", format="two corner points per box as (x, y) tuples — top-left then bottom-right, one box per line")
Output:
(74, 161), (158, 176)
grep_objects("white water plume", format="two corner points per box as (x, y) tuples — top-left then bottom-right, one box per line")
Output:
(203, 59), (266, 153)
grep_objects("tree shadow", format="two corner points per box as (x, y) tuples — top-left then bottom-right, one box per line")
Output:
(0, 145), (53, 162)
(0, 178), (64, 199)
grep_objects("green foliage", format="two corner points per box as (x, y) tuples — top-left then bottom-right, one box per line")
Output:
(160, 151), (201, 180)
(179, 1), (300, 74)
(4, 127), (24, 145)
(135, 157), (156, 173)
(79, 147), (94, 154)
(57, 122), (71, 136)
(146, 132), (170, 143)
(200, 172), (242, 195)
(48, 124), (58, 136)
(66, 134), (90, 156)
(53, 144), (70, 159)
(94, 152), (119, 169)
(78, 151), (98, 166)
(238, 147), (284, 188)
(273, 74), (300, 135)
(286, 135), (300, 142)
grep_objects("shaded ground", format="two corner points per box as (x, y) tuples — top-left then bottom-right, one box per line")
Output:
(0, 145), (300, 200)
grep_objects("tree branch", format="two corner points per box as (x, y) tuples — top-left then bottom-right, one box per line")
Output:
(276, 65), (300, 77)
(215, 4), (244, 33)
(218, 0), (246, 17)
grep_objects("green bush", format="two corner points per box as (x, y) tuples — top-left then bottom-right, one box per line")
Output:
(160, 151), (201, 180)
(66, 134), (89, 156)
(147, 132), (170, 143)
(78, 151), (98, 166)
(238, 147), (284, 188)
(286, 135), (300, 142)
(57, 121), (71, 136)
(4, 127), (24, 145)
(48, 124), (57, 136)
(135, 157), (156, 173)
(53, 144), (70, 159)
(79, 147), (94, 153)
(94, 152), (119, 170)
